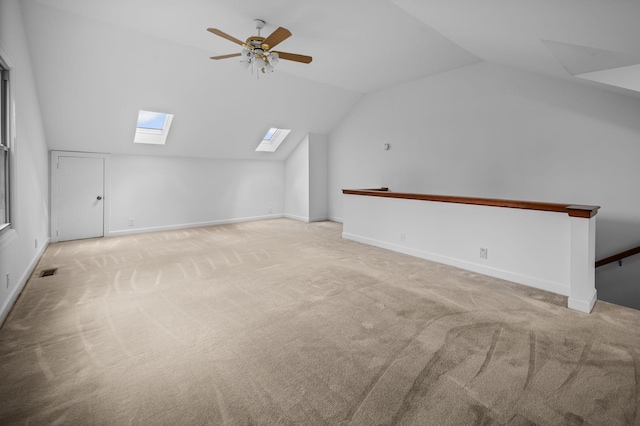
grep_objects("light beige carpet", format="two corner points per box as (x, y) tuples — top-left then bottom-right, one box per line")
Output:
(1, 218), (639, 425)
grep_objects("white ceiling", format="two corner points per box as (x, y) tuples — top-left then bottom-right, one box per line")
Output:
(21, 0), (640, 160)
(26, 0), (482, 93)
(391, 0), (640, 95)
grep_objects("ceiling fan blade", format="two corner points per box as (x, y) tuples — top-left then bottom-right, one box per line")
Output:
(273, 51), (313, 64)
(210, 53), (241, 60)
(263, 27), (292, 49)
(207, 28), (245, 46)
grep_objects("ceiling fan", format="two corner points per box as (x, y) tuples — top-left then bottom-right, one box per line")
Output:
(207, 19), (312, 74)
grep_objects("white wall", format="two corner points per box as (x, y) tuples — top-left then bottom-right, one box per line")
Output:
(284, 133), (328, 223)
(284, 135), (309, 222)
(110, 154), (284, 235)
(309, 133), (328, 222)
(328, 61), (640, 262)
(344, 195), (569, 294)
(342, 193), (597, 312)
(0, 0), (50, 324)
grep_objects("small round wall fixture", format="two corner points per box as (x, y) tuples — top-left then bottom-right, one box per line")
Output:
(383, 143), (390, 150)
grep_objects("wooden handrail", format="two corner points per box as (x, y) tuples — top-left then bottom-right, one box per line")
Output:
(342, 188), (600, 218)
(595, 245), (640, 268)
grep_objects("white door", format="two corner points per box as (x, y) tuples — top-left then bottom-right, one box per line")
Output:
(57, 155), (105, 241)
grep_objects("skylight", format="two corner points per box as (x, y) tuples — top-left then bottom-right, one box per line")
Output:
(263, 127), (278, 141)
(137, 111), (167, 130)
(256, 128), (290, 152)
(134, 110), (174, 145)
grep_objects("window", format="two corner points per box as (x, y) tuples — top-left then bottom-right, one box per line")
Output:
(255, 128), (291, 152)
(263, 127), (277, 141)
(0, 60), (10, 234)
(133, 110), (174, 145)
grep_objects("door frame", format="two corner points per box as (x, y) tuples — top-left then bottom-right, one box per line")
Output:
(50, 150), (110, 243)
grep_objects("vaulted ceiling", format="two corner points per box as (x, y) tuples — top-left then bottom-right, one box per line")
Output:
(21, 0), (640, 160)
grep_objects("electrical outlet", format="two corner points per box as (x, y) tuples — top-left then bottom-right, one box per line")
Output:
(35, 239), (38, 249)
(129, 218), (135, 227)
(480, 248), (488, 259)
(6, 273), (9, 289)
(400, 233), (406, 242)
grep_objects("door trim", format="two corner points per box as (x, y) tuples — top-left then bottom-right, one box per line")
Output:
(50, 151), (110, 243)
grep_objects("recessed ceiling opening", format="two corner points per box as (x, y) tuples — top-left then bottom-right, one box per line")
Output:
(134, 110), (174, 145)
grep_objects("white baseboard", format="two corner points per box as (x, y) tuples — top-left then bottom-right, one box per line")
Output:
(309, 216), (329, 222)
(328, 216), (343, 223)
(568, 289), (597, 313)
(0, 237), (50, 327)
(342, 232), (569, 297)
(284, 215), (330, 223)
(283, 214), (310, 223)
(109, 214), (285, 236)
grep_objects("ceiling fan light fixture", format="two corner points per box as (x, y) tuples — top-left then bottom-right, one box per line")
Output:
(267, 52), (279, 65)
(208, 19), (312, 77)
(254, 56), (266, 69)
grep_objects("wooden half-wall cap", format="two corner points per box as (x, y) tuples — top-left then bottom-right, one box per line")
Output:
(566, 205), (600, 218)
(342, 188), (600, 218)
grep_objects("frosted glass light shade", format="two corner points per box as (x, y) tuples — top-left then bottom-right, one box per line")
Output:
(254, 57), (265, 68)
(268, 53), (279, 65)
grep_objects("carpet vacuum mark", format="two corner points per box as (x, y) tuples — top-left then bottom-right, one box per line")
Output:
(1, 219), (639, 425)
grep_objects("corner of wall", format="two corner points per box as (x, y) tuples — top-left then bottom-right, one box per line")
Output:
(284, 135), (310, 220)
(308, 133), (328, 222)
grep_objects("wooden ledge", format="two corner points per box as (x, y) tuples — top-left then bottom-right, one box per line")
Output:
(566, 205), (600, 218)
(342, 188), (600, 218)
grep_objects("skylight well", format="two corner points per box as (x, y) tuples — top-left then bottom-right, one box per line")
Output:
(256, 128), (290, 152)
(134, 110), (174, 145)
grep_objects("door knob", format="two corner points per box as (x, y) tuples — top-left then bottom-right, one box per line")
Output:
(97, 196), (103, 200)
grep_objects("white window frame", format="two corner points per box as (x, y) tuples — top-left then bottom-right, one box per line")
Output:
(256, 128), (291, 152)
(0, 47), (16, 249)
(134, 110), (174, 145)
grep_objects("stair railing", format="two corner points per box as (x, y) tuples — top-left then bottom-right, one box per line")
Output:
(595, 245), (640, 268)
